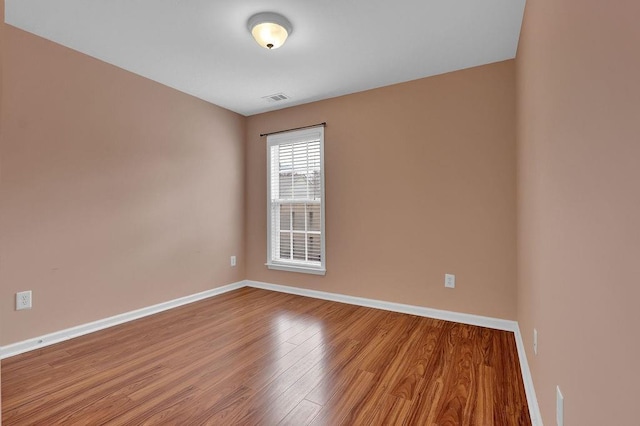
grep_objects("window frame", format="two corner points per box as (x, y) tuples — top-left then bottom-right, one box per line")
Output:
(266, 126), (326, 276)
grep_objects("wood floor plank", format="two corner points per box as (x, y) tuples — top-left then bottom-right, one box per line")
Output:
(1, 287), (531, 425)
(278, 399), (322, 426)
(389, 321), (442, 401)
(309, 368), (376, 426)
(349, 316), (429, 424)
(10, 362), (156, 423)
(238, 337), (361, 425)
(45, 366), (169, 425)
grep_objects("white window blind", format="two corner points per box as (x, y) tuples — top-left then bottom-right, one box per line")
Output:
(267, 126), (325, 275)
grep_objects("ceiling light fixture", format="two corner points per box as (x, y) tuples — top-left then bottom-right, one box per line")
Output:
(247, 12), (293, 50)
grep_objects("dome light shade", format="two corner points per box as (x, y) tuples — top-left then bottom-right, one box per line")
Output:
(248, 12), (293, 50)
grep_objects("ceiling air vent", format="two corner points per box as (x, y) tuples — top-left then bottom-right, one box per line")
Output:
(262, 93), (290, 103)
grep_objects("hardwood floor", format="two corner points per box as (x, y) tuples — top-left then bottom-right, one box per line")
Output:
(1, 287), (531, 425)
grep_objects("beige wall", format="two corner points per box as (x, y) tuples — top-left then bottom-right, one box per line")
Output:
(246, 61), (517, 320)
(516, 0), (640, 424)
(0, 25), (246, 345)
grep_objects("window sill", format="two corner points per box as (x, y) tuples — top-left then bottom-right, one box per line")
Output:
(266, 263), (326, 276)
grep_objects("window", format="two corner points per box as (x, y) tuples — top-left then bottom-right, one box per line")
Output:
(267, 126), (325, 275)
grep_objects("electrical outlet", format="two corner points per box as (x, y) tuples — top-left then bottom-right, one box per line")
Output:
(230, 255), (237, 267)
(444, 274), (455, 288)
(16, 291), (32, 310)
(556, 386), (564, 426)
(534, 328), (538, 355)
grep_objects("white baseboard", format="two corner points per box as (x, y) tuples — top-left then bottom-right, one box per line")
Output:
(246, 280), (518, 331)
(0, 278), (541, 425)
(0, 281), (245, 360)
(514, 324), (543, 425)
(246, 279), (542, 425)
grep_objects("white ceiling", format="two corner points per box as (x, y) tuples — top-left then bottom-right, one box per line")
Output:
(5, 0), (526, 116)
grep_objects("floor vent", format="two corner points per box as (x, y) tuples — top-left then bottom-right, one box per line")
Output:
(262, 93), (290, 103)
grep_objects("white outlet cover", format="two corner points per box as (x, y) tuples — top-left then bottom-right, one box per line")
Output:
(230, 255), (237, 267)
(445, 274), (455, 288)
(556, 386), (564, 426)
(16, 290), (32, 310)
(534, 328), (538, 355)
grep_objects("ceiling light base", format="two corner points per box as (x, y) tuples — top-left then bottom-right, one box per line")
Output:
(248, 12), (293, 50)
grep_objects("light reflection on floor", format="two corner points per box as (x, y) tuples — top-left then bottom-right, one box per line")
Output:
(259, 310), (329, 422)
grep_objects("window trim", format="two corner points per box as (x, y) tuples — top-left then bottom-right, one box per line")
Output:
(266, 126), (326, 276)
